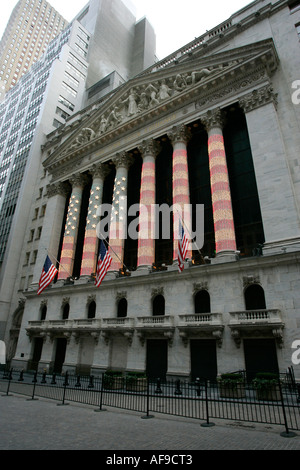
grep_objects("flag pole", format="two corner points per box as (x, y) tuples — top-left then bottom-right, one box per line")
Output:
(175, 209), (205, 265)
(45, 249), (74, 280)
(98, 233), (130, 273)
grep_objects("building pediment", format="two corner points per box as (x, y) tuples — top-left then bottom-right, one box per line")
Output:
(44, 38), (278, 176)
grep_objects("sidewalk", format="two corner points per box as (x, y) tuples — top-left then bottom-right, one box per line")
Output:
(0, 393), (299, 451)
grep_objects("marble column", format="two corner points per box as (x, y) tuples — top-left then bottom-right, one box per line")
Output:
(109, 152), (133, 271)
(168, 124), (192, 261)
(80, 164), (109, 276)
(137, 139), (159, 269)
(202, 108), (237, 256)
(58, 173), (88, 280)
(32, 181), (70, 285)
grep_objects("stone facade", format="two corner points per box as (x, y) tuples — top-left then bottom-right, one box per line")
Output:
(4, 0), (300, 381)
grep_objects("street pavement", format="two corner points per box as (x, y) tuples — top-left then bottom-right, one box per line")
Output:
(0, 393), (299, 455)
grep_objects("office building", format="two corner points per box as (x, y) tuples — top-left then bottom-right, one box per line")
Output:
(0, 0), (156, 346)
(0, 0), (68, 94)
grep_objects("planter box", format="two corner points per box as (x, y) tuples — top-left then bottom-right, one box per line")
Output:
(256, 386), (281, 401)
(103, 376), (124, 390)
(125, 377), (147, 392)
(219, 384), (245, 398)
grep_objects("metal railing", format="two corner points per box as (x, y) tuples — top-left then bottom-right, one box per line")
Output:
(1, 368), (299, 437)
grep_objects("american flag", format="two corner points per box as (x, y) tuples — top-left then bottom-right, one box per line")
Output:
(37, 255), (58, 295)
(178, 220), (188, 272)
(95, 240), (112, 287)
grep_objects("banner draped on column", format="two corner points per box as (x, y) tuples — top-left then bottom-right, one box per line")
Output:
(202, 108), (237, 256)
(109, 152), (133, 271)
(58, 173), (88, 280)
(80, 163), (110, 276)
(168, 124), (192, 262)
(137, 139), (160, 268)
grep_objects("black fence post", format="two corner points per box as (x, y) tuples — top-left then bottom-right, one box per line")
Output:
(195, 378), (201, 397)
(27, 371), (38, 401)
(201, 378), (215, 428)
(2, 368), (13, 396)
(57, 371), (69, 406)
(94, 373), (106, 412)
(41, 371), (47, 384)
(88, 375), (94, 388)
(141, 376), (154, 419)
(155, 377), (162, 394)
(278, 378), (297, 438)
(175, 379), (182, 395)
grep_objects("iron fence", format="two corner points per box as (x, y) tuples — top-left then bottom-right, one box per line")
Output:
(1, 368), (299, 437)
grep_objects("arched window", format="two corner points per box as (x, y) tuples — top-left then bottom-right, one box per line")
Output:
(40, 304), (47, 321)
(244, 284), (266, 310)
(152, 295), (165, 316)
(117, 298), (127, 318)
(88, 300), (96, 319)
(62, 303), (70, 320)
(194, 290), (211, 314)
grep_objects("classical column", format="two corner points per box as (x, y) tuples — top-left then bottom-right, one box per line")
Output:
(137, 139), (159, 268)
(80, 164), (109, 276)
(168, 124), (192, 261)
(109, 152), (133, 271)
(202, 108), (237, 256)
(58, 173), (88, 279)
(32, 181), (70, 284)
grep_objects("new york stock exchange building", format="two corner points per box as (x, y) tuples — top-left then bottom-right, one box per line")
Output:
(11, 1), (300, 381)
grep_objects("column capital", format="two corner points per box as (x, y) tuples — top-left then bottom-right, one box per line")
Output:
(138, 139), (160, 158)
(69, 173), (89, 189)
(89, 163), (110, 180)
(239, 85), (278, 113)
(112, 151), (134, 169)
(46, 181), (70, 198)
(201, 108), (225, 132)
(167, 124), (191, 145)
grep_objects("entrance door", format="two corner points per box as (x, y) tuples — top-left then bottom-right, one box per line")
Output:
(30, 337), (43, 370)
(53, 338), (67, 373)
(243, 338), (279, 381)
(146, 339), (168, 381)
(190, 339), (217, 381)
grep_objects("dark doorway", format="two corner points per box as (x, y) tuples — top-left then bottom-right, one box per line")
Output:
(30, 337), (43, 370)
(152, 295), (165, 316)
(53, 338), (67, 374)
(146, 339), (168, 380)
(190, 339), (217, 381)
(194, 290), (211, 313)
(117, 298), (128, 318)
(244, 284), (266, 310)
(243, 338), (279, 382)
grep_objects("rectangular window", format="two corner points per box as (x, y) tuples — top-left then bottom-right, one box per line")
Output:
(58, 95), (75, 111)
(61, 82), (77, 97)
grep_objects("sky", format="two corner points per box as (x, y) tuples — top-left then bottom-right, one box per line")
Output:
(0, 0), (252, 59)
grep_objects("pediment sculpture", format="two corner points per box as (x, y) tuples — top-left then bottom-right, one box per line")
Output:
(58, 63), (230, 157)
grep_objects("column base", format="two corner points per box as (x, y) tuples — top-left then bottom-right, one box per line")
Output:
(212, 250), (239, 264)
